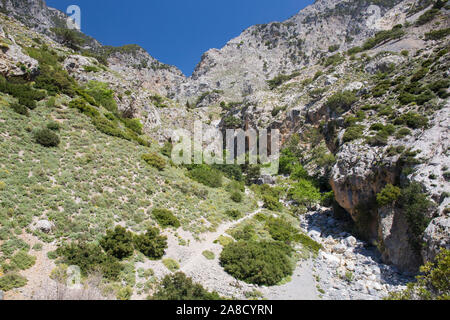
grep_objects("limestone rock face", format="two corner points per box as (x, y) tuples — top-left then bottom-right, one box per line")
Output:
(0, 37), (39, 77)
(377, 206), (422, 273)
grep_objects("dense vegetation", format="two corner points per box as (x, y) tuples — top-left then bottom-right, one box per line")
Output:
(151, 272), (221, 300)
(220, 241), (294, 286)
(387, 249), (449, 300)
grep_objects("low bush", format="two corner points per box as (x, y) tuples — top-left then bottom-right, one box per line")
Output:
(377, 184), (401, 207)
(425, 28), (450, 40)
(265, 217), (297, 243)
(387, 249), (449, 300)
(398, 183), (434, 252)
(225, 209), (243, 220)
(57, 242), (123, 280)
(325, 91), (358, 114)
(10, 103), (29, 116)
(152, 209), (180, 229)
(294, 233), (323, 255)
(394, 112), (428, 129)
(141, 153), (166, 171)
(415, 9), (439, 26)
(202, 251), (215, 260)
(151, 272), (221, 300)
(343, 125), (365, 143)
(362, 25), (405, 50)
(411, 68), (429, 82)
(324, 53), (344, 67)
(34, 128), (60, 147)
(10, 251), (36, 270)
(220, 241), (294, 286)
(278, 149), (300, 175)
(187, 165), (223, 188)
(230, 225), (256, 241)
(263, 195), (283, 212)
(85, 81), (117, 113)
(133, 227), (167, 260)
(163, 258), (180, 272)
(0, 273), (27, 292)
(69, 98), (100, 118)
(99, 226), (134, 260)
(46, 121), (61, 131)
(230, 191), (243, 203)
(288, 179), (321, 208)
(121, 118), (143, 135)
(267, 72), (300, 90)
(396, 128), (412, 139)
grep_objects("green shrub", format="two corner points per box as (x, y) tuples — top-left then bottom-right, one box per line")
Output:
(161, 142), (173, 158)
(347, 46), (363, 55)
(202, 250), (215, 260)
(411, 68), (429, 82)
(263, 195), (283, 212)
(396, 128), (412, 139)
(325, 91), (358, 114)
(10, 251), (36, 270)
(343, 125), (364, 143)
(398, 183), (434, 252)
(0, 273), (27, 292)
(99, 226), (134, 260)
(225, 209), (242, 220)
(187, 165), (223, 188)
(212, 164), (243, 182)
(85, 81), (117, 113)
(34, 128), (60, 147)
(278, 149), (300, 175)
(121, 118), (143, 135)
(395, 112), (428, 129)
(51, 27), (85, 50)
(0, 75), (45, 106)
(151, 272), (221, 300)
(267, 72), (300, 90)
(69, 98), (100, 118)
(163, 258), (180, 272)
(265, 217), (297, 243)
(116, 286), (133, 300)
(377, 184), (401, 207)
(362, 25), (405, 50)
(133, 227), (167, 260)
(230, 225), (256, 241)
(366, 130), (389, 146)
(141, 153), (166, 171)
(230, 191), (243, 203)
(294, 233), (323, 255)
(288, 179), (321, 207)
(415, 9), (439, 26)
(83, 65), (101, 73)
(291, 164), (309, 181)
(57, 242), (123, 280)
(152, 209), (180, 228)
(46, 121), (61, 131)
(10, 103), (29, 116)
(387, 249), (449, 300)
(425, 28), (450, 40)
(220, 241), (294, 286)
(324, 53), (344, 67)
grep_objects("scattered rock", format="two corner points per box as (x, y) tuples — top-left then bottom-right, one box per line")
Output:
(35, 220), (54, 233)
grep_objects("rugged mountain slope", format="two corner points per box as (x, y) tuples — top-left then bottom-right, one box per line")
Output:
(175, 0), (411, 103)
(0, 0), (449, 300)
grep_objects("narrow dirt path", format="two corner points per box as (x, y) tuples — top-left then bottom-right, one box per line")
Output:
(180, 202), (264, 272)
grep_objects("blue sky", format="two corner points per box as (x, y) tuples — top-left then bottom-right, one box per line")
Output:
(46, 0), (313, 75)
